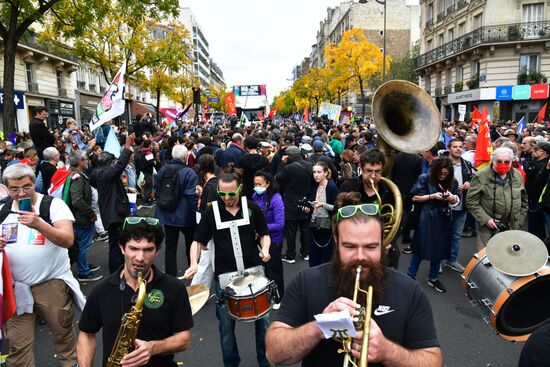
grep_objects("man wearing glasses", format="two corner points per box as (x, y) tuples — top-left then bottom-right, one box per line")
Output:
(0, 163), (85, 367)
(265, 192), (442, 366)
(466, 147), (528, 251)
(77, 217), (193, 367)
(184, 165), (271, 367)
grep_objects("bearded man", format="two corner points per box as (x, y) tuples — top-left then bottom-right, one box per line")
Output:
(265, 192), (442, 366)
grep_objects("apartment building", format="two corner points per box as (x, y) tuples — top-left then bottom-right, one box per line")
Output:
(415, 0), (550, 121)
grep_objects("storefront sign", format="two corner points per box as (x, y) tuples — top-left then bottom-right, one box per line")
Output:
(496, 86), (513, 100)
(0, 89), (25, 109)
(448, 89), (481, 103)
(531, 84), (549, 100)
(512, 85), (530, 100)
(480, 87), (496, 100)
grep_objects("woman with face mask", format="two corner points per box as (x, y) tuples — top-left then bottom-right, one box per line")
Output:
(305, 161), (338, 267)
(252, 170), (285, 308)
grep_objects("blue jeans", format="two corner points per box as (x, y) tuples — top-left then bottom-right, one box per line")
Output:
(75, 224), (95, 276)
(407, 254), (441, 281)
(449, 210), (467, 264)
(214, 280), (270, 367)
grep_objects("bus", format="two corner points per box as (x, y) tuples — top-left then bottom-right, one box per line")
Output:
(233, 84), (268, 121)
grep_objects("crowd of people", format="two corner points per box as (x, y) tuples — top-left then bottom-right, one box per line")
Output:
(0, 104), (549, 366)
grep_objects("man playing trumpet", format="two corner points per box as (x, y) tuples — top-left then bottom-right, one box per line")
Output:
(265, 192), (442, 366)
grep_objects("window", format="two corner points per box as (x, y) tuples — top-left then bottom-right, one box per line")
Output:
(438, 0), (446, 13)
(456, 65), (464, 81)
(523, 3), (543, 22)
(56, 71), (63, 90)
(448, 28), (454, 41)
(428, 3), (434, 20)
(446, 69), (452, 86)
(472, 60), (480, 76)
(473, 13), (483, 29)
(458, 22), (465, 36)
(425, 75), (432, 91)
(427, 39), (433, 51)
(26, 63), (36, 92)
(438, 33), (445, 46)
(519, 54), (539, 74)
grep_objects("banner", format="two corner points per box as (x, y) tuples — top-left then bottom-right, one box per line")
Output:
(90, 61), (126, 131)
(318, 101), (342, 122)
(474, 108), (492, 169)
(537, 102), (547, 122)
(104, 126), (122, 158)
(303, 107), (309, 123)
(225, 93), (237, 115)
(517, 116), (525, 135)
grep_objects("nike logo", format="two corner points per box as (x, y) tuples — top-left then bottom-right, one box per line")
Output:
(373, 305), (395, 316)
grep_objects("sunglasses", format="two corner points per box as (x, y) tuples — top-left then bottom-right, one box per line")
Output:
(336, 203), (380, 222)
(217, 185), (241, 197)
(122, 216), (160, 230)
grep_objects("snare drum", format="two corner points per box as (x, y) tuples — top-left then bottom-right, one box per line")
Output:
(224, 274), (275, 322)
(462, 249), (550, 342)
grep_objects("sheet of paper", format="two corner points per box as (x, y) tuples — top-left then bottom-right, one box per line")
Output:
(314, 310), (357, 339)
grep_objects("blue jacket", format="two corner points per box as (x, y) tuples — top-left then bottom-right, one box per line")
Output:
(155, 159), (199, 227)
(252, 192), (285, 244)
(219, 143), (245, 167)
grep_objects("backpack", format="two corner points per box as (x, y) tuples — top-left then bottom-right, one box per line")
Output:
(156, 164), (186, 212)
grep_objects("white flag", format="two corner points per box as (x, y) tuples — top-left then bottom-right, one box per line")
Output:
(90, 61), (126, 131)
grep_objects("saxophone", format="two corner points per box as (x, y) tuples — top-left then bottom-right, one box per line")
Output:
(107, 268), (147, 367)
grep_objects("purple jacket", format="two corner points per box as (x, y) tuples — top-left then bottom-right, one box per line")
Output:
(252, 191), (285, 244)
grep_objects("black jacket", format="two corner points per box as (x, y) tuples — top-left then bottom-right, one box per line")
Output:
(38, 161), (57, 194)
(29, 118), (55, 161)
(275, 156), (313, 220)
(69, 168), (95, 227)
(240, 153), (270, 198)
(90, 148), (132, 227)
(391, 153), (423, 197)
(526, 157), (549, 202)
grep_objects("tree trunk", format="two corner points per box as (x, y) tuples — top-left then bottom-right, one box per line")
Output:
(359, 77), (366, 117)
(156, 88), (161, 124)
(2, 14), (21, 135)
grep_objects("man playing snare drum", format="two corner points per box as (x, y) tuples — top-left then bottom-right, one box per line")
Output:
(184, 163), (271, 367)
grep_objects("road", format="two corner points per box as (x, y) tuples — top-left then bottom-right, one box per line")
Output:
(21, 221), (525, 366)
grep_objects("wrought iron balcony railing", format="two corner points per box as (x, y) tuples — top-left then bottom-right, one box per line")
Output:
(447, 4), (456, 15)
(28, 82), (39, 93)
(58, 88), (67, 98)
(414, 20), (550, 69)
(426, 19), (434, 28)
(437, 12), (445, 23)
(77, 81), (86, 89)
(457, 0), (469, 10)
(435, 86), (443, 96)
(444, 85), (453, 95)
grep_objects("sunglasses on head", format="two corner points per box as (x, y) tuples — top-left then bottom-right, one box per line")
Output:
(217, 185), (241, 197)
(122, 216), (160, 230)
(336, 203), (380, 222)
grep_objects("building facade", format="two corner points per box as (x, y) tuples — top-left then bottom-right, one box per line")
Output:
(415, 0), (550, 122)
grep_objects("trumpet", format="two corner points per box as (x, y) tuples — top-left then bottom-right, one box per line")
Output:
(337, 266), (373, 367)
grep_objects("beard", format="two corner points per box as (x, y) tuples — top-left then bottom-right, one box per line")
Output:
(330, 249), (387, 307)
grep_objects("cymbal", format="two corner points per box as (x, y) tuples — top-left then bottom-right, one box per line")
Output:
(186, 284), (209, 315)
(486, 230), (548, 276)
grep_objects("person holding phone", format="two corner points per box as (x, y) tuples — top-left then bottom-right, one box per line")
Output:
(0, 163), (85, 366)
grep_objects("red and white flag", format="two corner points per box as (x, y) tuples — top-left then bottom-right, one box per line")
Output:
(90, 61), (126, 131)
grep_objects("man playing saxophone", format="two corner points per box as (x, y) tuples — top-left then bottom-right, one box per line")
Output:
(265, 192), (442, 366)
(76, 217), (193, 367)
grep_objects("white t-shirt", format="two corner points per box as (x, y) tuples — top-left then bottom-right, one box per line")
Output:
(3, 195), (75, 286)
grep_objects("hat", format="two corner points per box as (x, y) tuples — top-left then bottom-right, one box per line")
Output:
(503, 129), (518, 138)
(283, 136), (294, 144)
(301, 143), (312, 153)
(244, 136), (260, 149)
(260, 141), (271, 148)
(312, 140), (324, 152)
(285, 146), (301, 157)
(301, 135), (312, 144)
(534, 141), (550, 155)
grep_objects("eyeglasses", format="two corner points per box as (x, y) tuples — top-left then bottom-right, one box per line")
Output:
(336, 203), (380, 222)
(8, 185), (34, 194)
(217, 185), (241, 197)
(122, 216), (160, 230)
(495, 160), (511, 165)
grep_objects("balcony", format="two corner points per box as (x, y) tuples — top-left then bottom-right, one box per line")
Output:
(77, 81), (86, 90)
(435, 87), (443, 96)
(415, 20), (550, 69)
(88, 84), (97, 92)
(58, 88), (67, 98)
(425, 87), (432, 95)
(99, 86), (107, 94)
(28, 82), (39, 93)
(444, 85), (453, 95)
(437, 12), (446, 23)
(426, 19), (434, 28)
(457, 0), (469, 10)
(447, 4), (456, 15)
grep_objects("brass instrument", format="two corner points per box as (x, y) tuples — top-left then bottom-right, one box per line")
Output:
(370, 80), (442, 246)
(107, 268), (147, 367)
(339, 266), (373, 367)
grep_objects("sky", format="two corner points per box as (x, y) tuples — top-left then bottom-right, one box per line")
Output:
(181, 0), (351, 102)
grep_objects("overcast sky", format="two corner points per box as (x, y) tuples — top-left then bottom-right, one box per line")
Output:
(182, 0), (420, 102)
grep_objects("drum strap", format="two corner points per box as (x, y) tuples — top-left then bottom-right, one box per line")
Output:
(212, 198), (250, 274)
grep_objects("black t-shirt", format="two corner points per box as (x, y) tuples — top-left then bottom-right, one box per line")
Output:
(273, 263), (439, 367)
(339, 177), (395, 207)
(79, 265), (193, 367)
(194, 197), (269, 277)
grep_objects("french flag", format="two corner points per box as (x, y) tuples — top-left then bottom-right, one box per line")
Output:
(0, 252), (16, 346)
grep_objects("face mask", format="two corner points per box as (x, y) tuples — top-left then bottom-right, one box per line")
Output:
(494, 163), (511, 175)
(254, 186), (267, 195)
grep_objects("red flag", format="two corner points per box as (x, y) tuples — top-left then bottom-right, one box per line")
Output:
(537, 102), (547, 122)
(474, 113), (492, 169)
(471, 107), (483, 126)
(257, 111), (265, 122)
(268, 108), (277, 118)
(1, 252), (16, 326)
(482, 106), (489, 123)
(303, 107), (309, 123)
(224, 93), (236, 115)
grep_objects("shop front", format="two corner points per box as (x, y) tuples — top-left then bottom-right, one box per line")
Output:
(45, 98), (76, 130)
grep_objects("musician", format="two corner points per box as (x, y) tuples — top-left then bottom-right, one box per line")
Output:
(265, 192), (442, 367)
(76, 217), (193, 367)
(184, 164), (271, 367)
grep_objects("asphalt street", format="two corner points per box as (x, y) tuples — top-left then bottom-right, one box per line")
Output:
(20, 217), (525, 366)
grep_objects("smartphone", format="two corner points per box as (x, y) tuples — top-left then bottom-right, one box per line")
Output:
(18, 198), (32, 212)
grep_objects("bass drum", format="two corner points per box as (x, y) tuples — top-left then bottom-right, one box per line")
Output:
(462, 249), (550, 342)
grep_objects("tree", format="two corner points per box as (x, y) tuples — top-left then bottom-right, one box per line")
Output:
(0, 0), (179, 135)
(291, 67), (329, 114)
(324, 28), (390, 116)
(272, 89), (296, 117)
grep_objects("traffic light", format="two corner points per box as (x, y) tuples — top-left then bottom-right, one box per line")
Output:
(192, 86), (201, 104)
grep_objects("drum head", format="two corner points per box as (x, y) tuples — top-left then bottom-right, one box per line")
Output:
(497, 274), (550, 336)
(227, 274), (269, 295)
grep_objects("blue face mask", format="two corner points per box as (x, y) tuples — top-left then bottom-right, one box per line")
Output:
(254, 186), (267, 195)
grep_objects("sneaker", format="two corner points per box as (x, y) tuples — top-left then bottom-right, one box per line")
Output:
(95, 233), (108, 242)
(301, 254), (309, 261)
(88, 264), (101, 273)
(439, 264), (443, 274)
(272, 303), (281, 310)
(402, 247), (412, 254)
(445, 261), (465, 273)
(78, 273), (103, 282)
(428, 279), (447, 293)
(282, 256), (296, 264)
